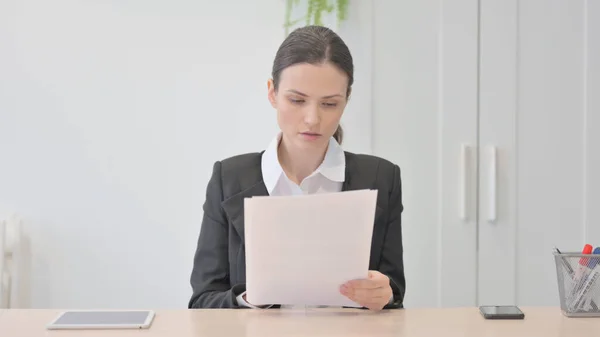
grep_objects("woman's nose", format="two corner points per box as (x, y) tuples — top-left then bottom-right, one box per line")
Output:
(303, 105), (321, 126)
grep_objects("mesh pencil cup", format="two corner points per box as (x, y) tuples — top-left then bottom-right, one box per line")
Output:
(554, 251), (600, 317)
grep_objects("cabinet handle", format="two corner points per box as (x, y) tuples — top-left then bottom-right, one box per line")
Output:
(489, 146), (497, 223)
(459, 144), (469, 220)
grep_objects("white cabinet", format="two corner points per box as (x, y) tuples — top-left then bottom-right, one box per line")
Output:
(478, 0), (600, 307)
(372, 0), (600, 308)
(372, 0), (479, 308)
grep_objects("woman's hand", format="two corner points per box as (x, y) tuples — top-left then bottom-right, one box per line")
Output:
(340, 271), (393, 311)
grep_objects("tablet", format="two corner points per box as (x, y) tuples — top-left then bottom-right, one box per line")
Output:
(46, 310), (155, 330)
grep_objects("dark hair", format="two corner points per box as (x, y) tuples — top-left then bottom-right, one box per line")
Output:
(271, 25), (353, 144)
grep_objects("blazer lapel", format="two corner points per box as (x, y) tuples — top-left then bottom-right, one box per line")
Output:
(342, 151), (368, 192)
(342, 152), (354, 192)
(221, 181), (269, 242)
(342, 152), (384, 222)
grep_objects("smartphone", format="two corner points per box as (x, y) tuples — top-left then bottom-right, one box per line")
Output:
(479, 305), (525, 319)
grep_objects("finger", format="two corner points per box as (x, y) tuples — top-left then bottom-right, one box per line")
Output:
(352, 286), (387, 297)
(364, 301), (386, 311)
(351, 288), (389, 303)
(347, 272), (389, 289)
(369, 271), (391, 287)
(340, 283), (381, 298)
(367, 271), (380, 279)
(339, 284), (357, 298)
(346, 284), (387, 301)
(342, 286), (387, 303)
(368, 270), (389, 282)
(352, 297), (386, 311)
(345, 279), (381, 289)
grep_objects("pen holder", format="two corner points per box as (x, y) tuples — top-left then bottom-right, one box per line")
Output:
(554, 252), (600, 317)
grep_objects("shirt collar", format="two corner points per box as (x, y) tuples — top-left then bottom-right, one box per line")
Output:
(261, 132), (346, 194)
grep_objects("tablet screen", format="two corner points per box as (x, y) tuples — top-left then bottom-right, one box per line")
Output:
(54, 311), (151, 325)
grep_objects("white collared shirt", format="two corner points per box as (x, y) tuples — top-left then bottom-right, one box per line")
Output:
(261, 133), (346, 196)
(236, 132), (346, 308)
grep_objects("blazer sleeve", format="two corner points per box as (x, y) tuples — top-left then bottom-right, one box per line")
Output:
(188, 161), (245, 308)
(381, 164), (406, 309)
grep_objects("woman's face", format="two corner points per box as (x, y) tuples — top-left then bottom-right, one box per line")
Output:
(268, 62), (348, 152)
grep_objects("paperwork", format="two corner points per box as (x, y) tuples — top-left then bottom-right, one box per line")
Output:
(244, 189), (378, 307)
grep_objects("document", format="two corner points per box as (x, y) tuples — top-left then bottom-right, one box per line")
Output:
(244, 189), (378, 307)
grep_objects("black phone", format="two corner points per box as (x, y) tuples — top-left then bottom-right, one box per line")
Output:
(479, 305), (525, 319)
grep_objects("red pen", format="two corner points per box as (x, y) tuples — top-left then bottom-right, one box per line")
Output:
(580, 244), (594, 266)
(573, 244), (593, 282)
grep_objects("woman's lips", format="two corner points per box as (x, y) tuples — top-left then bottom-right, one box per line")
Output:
(300, 132), (322, 140)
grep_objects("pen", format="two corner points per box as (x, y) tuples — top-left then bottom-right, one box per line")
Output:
(555, 246), (580, 308)
(574, 244), (593, 281)
(554, 247), (574, 276)
(567, 244), (593, 310)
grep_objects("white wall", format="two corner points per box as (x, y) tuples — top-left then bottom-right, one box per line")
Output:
(0, 0), (373, 308)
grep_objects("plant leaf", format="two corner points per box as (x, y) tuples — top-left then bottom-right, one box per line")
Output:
(306, 0), (315, 25)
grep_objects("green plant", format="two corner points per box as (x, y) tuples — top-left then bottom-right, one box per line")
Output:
(284, 0), (350, 36)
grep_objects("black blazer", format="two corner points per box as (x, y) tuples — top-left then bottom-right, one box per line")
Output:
(188, 151), (405, 309)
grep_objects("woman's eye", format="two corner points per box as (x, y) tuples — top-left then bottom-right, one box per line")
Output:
(322, 102), (338, 107)
(289, 98), (305, 104)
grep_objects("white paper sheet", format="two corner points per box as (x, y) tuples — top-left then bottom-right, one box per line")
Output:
(244, 189), (378, 307)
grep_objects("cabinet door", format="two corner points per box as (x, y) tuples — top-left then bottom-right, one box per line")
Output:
(372, 0), (479, 308)
(477, 0), (519, 306)
(479, 0), (600, 305)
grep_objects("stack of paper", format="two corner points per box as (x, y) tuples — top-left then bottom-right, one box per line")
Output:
(244, 189), (378, 307)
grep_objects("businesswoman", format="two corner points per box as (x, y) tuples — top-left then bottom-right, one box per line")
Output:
(189, 25), (405, 311)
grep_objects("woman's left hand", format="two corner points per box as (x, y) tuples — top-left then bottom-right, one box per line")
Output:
(340, 270), (393, 311)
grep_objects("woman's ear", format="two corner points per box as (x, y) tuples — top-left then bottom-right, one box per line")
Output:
(267, 79), (277, 108)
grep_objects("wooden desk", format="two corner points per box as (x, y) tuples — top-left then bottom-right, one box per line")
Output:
(0, 307), (598, 337)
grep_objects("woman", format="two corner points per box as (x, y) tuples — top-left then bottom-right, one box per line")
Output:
(188, 25), (405, 311)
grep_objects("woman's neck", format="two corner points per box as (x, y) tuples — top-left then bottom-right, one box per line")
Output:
(277, 137), (327, 185)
